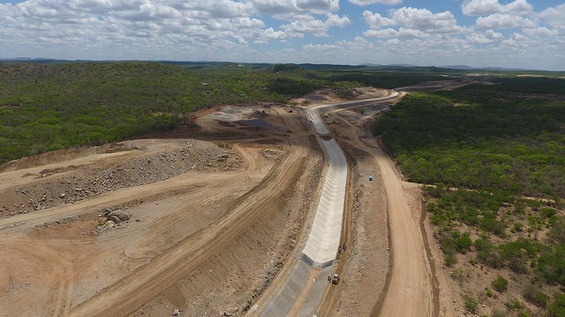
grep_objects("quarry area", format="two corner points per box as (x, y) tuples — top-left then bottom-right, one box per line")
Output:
(0, 87), (468, 317)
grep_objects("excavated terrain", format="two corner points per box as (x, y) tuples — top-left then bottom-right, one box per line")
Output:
(0, 87), (456, 317)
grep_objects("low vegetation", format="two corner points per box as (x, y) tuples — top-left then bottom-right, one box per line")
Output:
(373, 79), (565, 316)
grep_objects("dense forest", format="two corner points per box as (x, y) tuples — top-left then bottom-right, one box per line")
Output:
(373, 79), (565, 316)
(0, 61), (457, 164)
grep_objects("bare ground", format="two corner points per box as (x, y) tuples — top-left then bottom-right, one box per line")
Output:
(0, 87), (457, 317)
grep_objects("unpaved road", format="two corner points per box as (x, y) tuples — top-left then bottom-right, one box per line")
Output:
(329, 96), (435, 316)
(0, 87), (454, 317)
(320, 100), (457, 316)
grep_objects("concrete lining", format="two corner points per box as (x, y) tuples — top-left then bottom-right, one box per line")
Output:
(259, 260), (311, 317)
(306, 106), (330, 135)
(301, 138), (347, 267)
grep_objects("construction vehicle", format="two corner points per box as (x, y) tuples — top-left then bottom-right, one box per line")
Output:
(331, 273), (340, 285)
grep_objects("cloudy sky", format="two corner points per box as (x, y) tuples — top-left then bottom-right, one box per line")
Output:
(1, 0), (563, 70)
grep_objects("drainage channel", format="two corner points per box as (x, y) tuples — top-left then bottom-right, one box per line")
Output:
(255, 94), (399, 316)
(257, 106), (347, 317)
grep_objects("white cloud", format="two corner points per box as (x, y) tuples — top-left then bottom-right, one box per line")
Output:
(297, 0), (339, 12)
(0, 0), (563, 70)
(362, 10), (395, 28)
(364, 27), (426, 39)
(467, 29), (504, 44)
(475, 13), (536, 29)
(249, 0), (339, 16)
(363, 28), (398, 38)
(0, 0), (284, 55)
(462, 0), (533, 16)
(538, 4), (565, 33)
(390, 7), (461, 33)
(260, 27), (287, 40)
(348, 0), (401, 6)
(326, 14), (351, 27)
(197, 1), (252, 19)
(281, 14), (350, 37)
(522, 26), (557, 37)
(363, 7), (461, 33)
(538, 4), (565, 22)
(4, 0), (452, 67)
(237, 17), (265, 28)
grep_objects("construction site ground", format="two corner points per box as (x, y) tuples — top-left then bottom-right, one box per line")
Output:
(0, 87), (463, 317)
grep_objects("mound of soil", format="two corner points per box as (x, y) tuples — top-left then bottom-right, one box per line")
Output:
(0, 139), (241, 219)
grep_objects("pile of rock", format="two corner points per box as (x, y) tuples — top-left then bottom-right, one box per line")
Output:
(102, 209), (130, 227)
(1, 141), (242, 218)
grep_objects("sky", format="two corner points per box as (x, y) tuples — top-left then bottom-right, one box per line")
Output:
(0, 0), (564, 70)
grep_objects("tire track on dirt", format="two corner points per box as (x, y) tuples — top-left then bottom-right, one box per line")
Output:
(341, 119), (435, 317)
(2, 242), (75, 317)
(69, 141), (308, 317)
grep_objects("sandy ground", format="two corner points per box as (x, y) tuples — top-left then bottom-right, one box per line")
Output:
(0, 87), (457, 317)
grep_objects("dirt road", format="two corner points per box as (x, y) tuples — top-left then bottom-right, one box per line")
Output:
(336, 109), (435, 316)
(318, 97), (446, 317)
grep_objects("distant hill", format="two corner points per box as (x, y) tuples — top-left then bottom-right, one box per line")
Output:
(0, 58), (547, 72)
(442, 65), (475, 70)
(0, 57), (71, 63)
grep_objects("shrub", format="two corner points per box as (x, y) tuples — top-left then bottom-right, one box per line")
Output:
(540, 207), (557, 219)
(549, 292), (565, 317)
(481, 217), (506, 236)
(486, 289), (493, 297)
(491, 307), (507, 317)
(505, 298), (523, 311)
(513, 222), (524, 232)
(548, 218), (565, 243)
(536, 244), (565, 286)
(492, 276), (508, 293)
(455, 232), (473, 254)
(464, 295), (478, 313)
(445, 253), (457, 267)
(450, 268), (471, 282)
(475, 238), (504, 269)
(523, 284), (549, 307)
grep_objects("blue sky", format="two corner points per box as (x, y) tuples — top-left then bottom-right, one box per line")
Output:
(1, 0), (563, 70)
